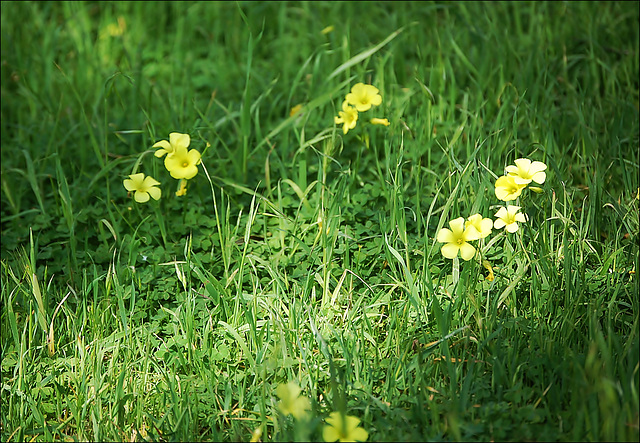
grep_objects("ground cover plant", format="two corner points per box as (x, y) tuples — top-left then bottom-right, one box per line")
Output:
(1, 1), (638, 441)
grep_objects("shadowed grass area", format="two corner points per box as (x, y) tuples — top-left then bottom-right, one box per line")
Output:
(1, 1), (638, 442)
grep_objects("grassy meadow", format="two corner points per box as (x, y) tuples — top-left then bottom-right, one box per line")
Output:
(1, 1), (639, 441)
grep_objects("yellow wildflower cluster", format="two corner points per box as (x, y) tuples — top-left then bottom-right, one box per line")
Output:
(271, 381), (368, 441)
(123, 132), (202, 203)
(334, 83), (389, 135)
(437, 157), (547, 261)
(495, 158), (546, 201)
(275, 381), (311, 420)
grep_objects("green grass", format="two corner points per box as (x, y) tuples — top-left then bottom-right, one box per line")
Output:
(1, 1), (638, 441)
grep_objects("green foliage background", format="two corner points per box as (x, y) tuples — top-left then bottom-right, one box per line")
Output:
(1, 1), (638, 442)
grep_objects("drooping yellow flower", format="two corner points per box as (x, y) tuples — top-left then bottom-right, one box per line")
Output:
(334, 100), (358, 135)
(495, 175), (526, 202)
(436, 217), (481, 261)
(322, 412), (369, 442)
(175, 179), (188, 196)
(123, 173), (161, 203)
(370, 117), (390, 126)
(321, 25), (334, 35)
(289, 103), (304, 117)
(505, 158), (547, 185)
(494, 205), (527, 233)
(164, 145), (201, 180)
(152, 132), (191, 158)
(345, 83), (382, 112)
(275, 381), (311, 420)
(482, 259), (495, 281)
(465, 214), (493, 239)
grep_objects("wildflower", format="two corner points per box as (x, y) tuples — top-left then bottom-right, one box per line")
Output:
(321, 25), (334, 35)
(152, 132), (191, 158)
(290, 103), (304, 117)
(482, 259), (495, 281)
(334, 100), (358, 135)
(494, 205), (527, 233)
(465, 214), (493, 239)
(104, 16), (126, 38)
(275, 381), (311, 420)
(176, 179), (188, 196)
(436, 217), (481, 261)
(370, 117), (390, 126)
(123, 173), (161, 203)
(250, 425), (263, 442)
(505, 158), (547, 185)
(495, 175), (526, 202)
(345, 83), (382, 112)
(164, 145), (201, 180)
(323, 412), (369, 442)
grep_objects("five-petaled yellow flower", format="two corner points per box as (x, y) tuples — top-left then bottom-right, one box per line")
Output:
(275, 381), (311, 420)
(465, 214), (493, 239)
(152, 132), (191, 158)
(495, 175), (526, 202)
(506, 158), (547, 186)
(437, 217), (481, 261)
(164, 145), (202, 180)
(123, 173), (161, 203)
(494, 205), (527, 233)
(345, 83), (382, 112)
(334, 100), (359, 135)
(322, 412), (369, 442)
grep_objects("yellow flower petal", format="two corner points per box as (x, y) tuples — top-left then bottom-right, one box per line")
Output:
(441, 243), (460, 259)
(448, 217), (466, 235)
(370, 117), (390, 126)
(436, 228), (455, 244)
(505, 222), (520, 233)
(152, 140), (172, 157)
(169, 132), (190, 150)
(459, 242), (477, 261)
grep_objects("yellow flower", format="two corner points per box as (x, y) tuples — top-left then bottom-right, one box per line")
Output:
(321, 25), (334, 35)
(290, 103), (304, 117)
(123, 173), (161, 203)
(275, 381), (311, 420)
(323, 412), (368, 442)
(370, 117), (390, 126)
(175, 179), (188, 196)
(164, 145), (201, 180)
(345, 83), (382, 112)
(250, 425), (263, 442)
(495, 175), (526, 201)
(494, 205), (527, 233)
(505, 158), (547, 185)
(465, 214), (493, 239)
(152, 132), (191, 158)
(334, 100), (358, 135)
(436, 217), (481, 261)
(482, 259), (495, 281)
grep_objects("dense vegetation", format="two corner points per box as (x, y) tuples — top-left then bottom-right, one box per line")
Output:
(1, 2), (638, 441)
